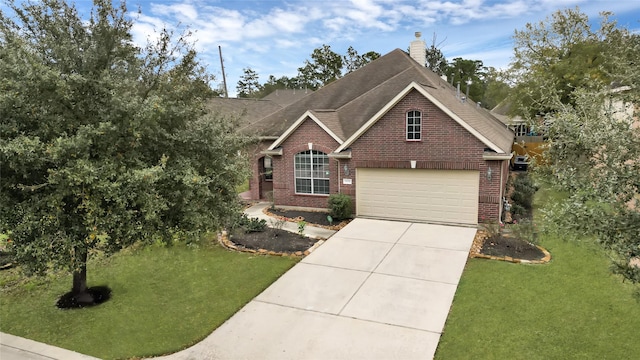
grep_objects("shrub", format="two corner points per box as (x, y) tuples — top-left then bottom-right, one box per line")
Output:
(230, 213), (266, 233)
(328, 194), (353, 220)
(511, 173), (537, 210)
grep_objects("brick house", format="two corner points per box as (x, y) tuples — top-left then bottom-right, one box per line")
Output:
(240, 35), (514, 226)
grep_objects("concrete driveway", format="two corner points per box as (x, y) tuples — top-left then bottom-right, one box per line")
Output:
(158, 218), (476, 360)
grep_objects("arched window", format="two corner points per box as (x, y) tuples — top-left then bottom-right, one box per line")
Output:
(294, 150), (330, 195)
(406, 110), (422, 141)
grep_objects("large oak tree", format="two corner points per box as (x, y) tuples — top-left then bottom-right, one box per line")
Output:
(511, 7), (640, 286)
(0, 0), (251, 304)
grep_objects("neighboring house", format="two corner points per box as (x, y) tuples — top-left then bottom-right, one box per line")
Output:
(239, 33), (514, 226)
(491, 101), (546, 166)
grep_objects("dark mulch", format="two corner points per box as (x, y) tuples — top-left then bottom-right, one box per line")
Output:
(269, 208), (342, 227)
(481, 235), (545, 261)
(229, 228), (318, 253)
(56, 286), (112, 309)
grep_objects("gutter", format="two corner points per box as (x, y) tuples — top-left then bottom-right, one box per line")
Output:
(483, 152), (512, 161)
(260, 147), (283, 156)
(328, 149), (352, 159)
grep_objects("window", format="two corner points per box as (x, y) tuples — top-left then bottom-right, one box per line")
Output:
(262, 156), (273, 181)
(294, 150), (329, 195)
(513, 124), (530, 137)
(406, 110), (422, 140)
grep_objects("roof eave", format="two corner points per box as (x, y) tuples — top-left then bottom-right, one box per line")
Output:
(261, 147), (283, 156)
(483, 152), (513, 160)
(328, 149), (352, 159)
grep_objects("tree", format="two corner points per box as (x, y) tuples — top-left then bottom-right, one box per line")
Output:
(425, 33), (448, 76)
(482, 67), (511, 110)
(297, 44), (343, 90)
(513, 10), (640, 286)
(509, 7), (623, 118)
(445, 57), (486, 102)
(0, 0), (251, 305)
(343, 46), (380, 74)
(236, 67), (261, 98)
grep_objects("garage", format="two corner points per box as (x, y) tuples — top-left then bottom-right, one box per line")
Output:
(355, 168), (479, 225)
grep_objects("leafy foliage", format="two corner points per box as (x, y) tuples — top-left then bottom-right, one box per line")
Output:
(297, 221), (306, 237)
(508, 7), (627, 118)
(0, 0), (251, 293)
(512, 8), (640, 284)
(327, 194), (353, 221)
(511, 173), (537, 211)
(297, 44), (343, 90)
(236, 67), (261, 98)
(231, 214), (267, 233)
(343, 46), (380, 74)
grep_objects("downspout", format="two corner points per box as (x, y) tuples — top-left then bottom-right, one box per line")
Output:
(336, 159), (341, 194)
(499, 161), (504, 224)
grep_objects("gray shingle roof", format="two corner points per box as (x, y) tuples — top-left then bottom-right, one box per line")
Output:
(243, 49), (514, 154)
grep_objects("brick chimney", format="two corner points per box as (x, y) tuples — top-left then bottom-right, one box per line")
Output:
(409, 32), (426, 67)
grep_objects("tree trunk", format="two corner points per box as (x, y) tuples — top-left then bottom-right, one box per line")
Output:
(72, 248), (93, 304)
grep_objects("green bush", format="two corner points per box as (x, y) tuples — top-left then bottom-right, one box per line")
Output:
(328, 194), (353, 220)
(229, 213), (267, 233)
(511, 173), (537, 210)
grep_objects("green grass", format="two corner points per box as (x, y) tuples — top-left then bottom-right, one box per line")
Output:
(435, 188), (640, 359)
(236, 179), (250, 193)
(0, 240), (298, 359)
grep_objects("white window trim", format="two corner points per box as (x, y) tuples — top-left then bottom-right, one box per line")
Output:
(294, 150), (330, 195)
(406, 110), (422, 141)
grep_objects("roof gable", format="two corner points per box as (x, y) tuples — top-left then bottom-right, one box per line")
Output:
(335, 82), (505, 153)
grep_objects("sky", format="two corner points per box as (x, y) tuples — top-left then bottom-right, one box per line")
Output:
(11, 1), (640, 96)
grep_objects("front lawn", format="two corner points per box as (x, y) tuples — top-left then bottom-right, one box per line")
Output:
(0, 239), (297, 359)
(435, 188), (640, 359)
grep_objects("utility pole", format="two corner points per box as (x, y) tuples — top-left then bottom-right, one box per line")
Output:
(218, 45), (228, 98)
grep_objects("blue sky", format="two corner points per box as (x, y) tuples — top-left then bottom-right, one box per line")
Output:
(14, 1), (640, 95)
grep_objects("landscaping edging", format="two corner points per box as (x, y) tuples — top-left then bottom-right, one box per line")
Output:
(217, 230), (325, 257)
(469, 230), (551, 264)
(262, 207), (351, 231)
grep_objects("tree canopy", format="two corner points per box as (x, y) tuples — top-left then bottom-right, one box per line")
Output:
(0, 0), (251, 303)
(509, 7), (626, 117)
(236, 67), (261, 98)
(511, 8), (640, 287)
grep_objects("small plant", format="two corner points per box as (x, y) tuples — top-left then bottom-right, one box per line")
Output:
(230, 213), (266, 233)
(328, 193), (353, 220)
(482, 221), (503, 239)
(297, 221), (306, 237)
(269, 218), (286, 231)
(510, 219), (538, 245)
(327, 215), (333, 226)
(265, 191), (275, 210)
(244, 216), (267, 233)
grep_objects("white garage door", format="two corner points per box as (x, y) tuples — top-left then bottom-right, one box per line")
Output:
(356, 168), (479, 225)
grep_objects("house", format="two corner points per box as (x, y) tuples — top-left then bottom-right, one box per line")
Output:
(491, 101), (546, 167)
(241, 33), (514, 226)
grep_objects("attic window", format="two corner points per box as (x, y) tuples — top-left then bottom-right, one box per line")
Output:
(406, 110), (422, 141)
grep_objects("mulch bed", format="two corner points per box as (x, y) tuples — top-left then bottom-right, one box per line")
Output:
(480, 235), (545, 261)
(229, 228), (318, 254)
(266, 208), (351, 230)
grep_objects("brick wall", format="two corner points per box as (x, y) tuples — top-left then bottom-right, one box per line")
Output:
(273, 119), (340, 209)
